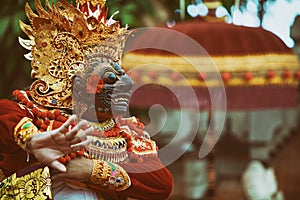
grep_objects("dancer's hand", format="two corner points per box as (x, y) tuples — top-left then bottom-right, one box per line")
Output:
(27, 115), (93, 172)
(52, 157), (93, 182)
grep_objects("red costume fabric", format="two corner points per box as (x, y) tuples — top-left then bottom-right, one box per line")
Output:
(0, 99), (173, 199)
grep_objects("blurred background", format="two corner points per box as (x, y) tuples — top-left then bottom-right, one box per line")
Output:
(1, 0), (300, 199)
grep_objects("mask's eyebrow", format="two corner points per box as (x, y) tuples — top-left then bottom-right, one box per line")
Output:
(111, 62), (125, 74)
(100, 66), (119, 79)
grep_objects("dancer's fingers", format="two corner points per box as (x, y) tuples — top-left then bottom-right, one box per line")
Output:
(71, 137), (93, 152)
(64, 120), (88, 141)
(57, 115), (77, 133)
(49, 160), (67, 173)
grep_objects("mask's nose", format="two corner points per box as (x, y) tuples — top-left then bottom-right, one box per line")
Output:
(117, 74), (134, 92)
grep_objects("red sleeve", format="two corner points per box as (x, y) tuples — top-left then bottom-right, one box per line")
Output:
(118, 158), (173, 200)
(0, 99), (32, 176)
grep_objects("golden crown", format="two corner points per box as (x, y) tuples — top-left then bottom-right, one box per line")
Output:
(19, 0), (130, 109)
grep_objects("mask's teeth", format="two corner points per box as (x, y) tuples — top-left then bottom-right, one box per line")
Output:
(113, 97), (129, 104)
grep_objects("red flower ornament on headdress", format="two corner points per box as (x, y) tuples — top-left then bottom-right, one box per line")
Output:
(86, 74), (104, 94)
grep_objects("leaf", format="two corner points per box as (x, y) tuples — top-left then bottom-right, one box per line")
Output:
(0, 17), (10, 38)
(123, 3), (138, 12)
(121, 13), (135, 26)
(12, 11), (26, 34)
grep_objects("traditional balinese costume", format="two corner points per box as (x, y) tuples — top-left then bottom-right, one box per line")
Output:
(0, 0), (173, 199)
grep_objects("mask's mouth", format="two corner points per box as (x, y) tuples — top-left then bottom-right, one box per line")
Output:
(93, 82), (133, 118)
(111, 93), (130, 107)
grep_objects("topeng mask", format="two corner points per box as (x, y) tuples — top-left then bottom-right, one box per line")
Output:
(73, 52), (133, 122)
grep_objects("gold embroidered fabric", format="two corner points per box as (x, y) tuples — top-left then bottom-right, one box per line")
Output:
(0, 169), (6, 182)
(0, 167), (52, 200)
(14, 117), (39, 151)
(90, 160), (131, 191)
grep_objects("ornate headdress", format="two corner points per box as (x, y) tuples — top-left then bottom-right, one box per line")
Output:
(19, 0), (130, 109)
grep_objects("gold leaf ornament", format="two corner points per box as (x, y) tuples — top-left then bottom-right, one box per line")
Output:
(72, 16), (90, 41)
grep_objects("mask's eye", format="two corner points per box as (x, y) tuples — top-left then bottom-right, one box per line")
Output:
(102, 71), (117, 84)
(113, 63), (122, 71)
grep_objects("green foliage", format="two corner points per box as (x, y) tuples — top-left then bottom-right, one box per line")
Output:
(0, 1), (29, 98)
(222, 0), (236, 13)
(106, 0), (154, 27)
(0, 17), (9, 38)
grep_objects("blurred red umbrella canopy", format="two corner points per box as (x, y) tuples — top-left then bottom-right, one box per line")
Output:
(123, 19), (300, 111)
